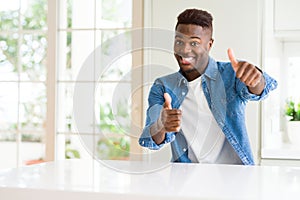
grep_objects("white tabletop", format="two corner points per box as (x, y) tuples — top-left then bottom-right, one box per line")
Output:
(0, 159), (300, 200)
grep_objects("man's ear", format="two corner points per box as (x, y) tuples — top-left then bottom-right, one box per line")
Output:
(208, 38), (214, 49)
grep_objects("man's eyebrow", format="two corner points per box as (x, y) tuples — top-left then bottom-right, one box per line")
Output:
(175, 35), (201, 40)
(175, 35), (183, 38)
(190, 36), (201, 40)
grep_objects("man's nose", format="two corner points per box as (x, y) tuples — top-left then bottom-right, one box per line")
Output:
(181, 43), (192, 53)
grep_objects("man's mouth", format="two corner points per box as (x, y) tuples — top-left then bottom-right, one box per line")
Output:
(181, 56), (194, 65)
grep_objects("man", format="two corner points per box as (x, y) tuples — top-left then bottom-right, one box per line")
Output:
(139, 8), (277, 165)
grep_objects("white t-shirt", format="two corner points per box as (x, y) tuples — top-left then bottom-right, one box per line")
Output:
(180, 76), (241, 164)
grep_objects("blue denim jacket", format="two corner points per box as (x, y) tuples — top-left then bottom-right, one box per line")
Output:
(139, 57), (277, 165)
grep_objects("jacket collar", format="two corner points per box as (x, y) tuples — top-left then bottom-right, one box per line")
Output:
(203, 57), (218, 81)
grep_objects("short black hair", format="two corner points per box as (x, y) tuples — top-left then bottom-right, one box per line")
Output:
(175, 8), (213, 33)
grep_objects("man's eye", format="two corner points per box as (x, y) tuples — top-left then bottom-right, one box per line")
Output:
(175, 40), (183, 45)
(191, 42), (199, 46)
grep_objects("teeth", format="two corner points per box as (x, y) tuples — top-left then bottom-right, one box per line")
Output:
(182, 57), (193, 62)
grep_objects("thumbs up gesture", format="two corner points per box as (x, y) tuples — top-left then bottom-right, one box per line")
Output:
(163, 93), (172, 109)
(160, 93), (182, 133)
(227, 48), (265, 95)
(150, 93), (182, 144)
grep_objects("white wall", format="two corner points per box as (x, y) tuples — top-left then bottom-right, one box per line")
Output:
(143, 0), (263, 163)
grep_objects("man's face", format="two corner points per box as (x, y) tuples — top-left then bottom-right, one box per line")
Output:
(174, 24), (213, 75)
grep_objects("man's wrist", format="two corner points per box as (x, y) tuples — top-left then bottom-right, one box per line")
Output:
(150, 115), (164, 136)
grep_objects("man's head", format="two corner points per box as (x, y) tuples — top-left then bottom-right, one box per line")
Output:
(174, 8), (214, 80)
(175, 8), (213, 38)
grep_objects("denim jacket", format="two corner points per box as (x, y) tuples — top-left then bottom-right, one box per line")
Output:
(139, 57), (277, 165)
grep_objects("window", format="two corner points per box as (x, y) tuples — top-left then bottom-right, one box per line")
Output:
(261, 1), (300, 164)
(0, 0), (143, 169)
(55, 0), (143, 162)
(262, 42), (300, 161)
(0, 0), (47, 169)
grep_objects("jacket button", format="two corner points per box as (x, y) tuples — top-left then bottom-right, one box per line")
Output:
(183, 148), (187, 152)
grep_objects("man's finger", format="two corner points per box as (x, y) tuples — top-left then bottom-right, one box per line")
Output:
(227, 48), (239, 71)
(163, 93), (172, 109)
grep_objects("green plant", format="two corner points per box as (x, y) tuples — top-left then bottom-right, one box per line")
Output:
(97, 102), (130, 160)
(285, 99), (300, 121)
(65, 140), (80, 159)
(97, 137), (129, 160)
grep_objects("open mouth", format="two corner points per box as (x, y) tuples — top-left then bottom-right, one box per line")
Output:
(180, 56), (194, 65)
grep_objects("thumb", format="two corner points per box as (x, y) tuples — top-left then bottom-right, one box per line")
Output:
(163, 93), (172, 109)
(227, 48), (239, 71)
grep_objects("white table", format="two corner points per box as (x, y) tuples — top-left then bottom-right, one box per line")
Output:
(0, 159), (300, 200)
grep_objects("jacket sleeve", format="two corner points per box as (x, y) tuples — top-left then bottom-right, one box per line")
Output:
(138, 80), (176, 150)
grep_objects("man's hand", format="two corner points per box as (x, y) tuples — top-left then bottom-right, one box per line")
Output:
(150, 93), (182, 145)
(161, 93), (182, 133)
(227, 48), (265, 95)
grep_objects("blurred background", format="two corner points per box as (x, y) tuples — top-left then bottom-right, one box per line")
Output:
(0, 0), (299, 169)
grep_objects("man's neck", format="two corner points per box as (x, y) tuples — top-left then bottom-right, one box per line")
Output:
(183, 64), (208, 81)
(183, 70), (201, 82)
